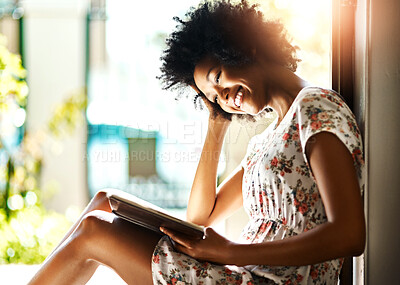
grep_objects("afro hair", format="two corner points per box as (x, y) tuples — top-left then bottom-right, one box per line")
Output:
(158, 0), (300, 120)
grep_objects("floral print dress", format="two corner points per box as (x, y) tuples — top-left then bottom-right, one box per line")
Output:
(152, 87), (365, 285)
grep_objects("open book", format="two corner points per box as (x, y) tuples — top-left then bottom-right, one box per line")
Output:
(108, 191), (204, 238)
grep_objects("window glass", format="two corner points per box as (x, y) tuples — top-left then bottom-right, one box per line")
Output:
(250, 0), (332, 87)
(87, 0), (213, 209)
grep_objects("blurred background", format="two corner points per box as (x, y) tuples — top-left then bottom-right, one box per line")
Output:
(0, 0), (331, 283)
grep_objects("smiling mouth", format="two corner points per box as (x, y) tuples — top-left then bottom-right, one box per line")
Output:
(234, 86), (244, 108)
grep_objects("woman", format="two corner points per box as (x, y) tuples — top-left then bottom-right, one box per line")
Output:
(29, 1), (365, 284)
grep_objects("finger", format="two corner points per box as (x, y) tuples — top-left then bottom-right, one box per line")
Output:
(160, 227), (196, 249)
(204, 227), (216, 237)
(170, 240), (203, 261)
(204, 227), (222, 241)
(167, 236), (190, 255)
(171, 241), (192, 256)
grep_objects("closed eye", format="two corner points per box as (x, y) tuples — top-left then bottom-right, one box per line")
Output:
(215, 70), (221, 84)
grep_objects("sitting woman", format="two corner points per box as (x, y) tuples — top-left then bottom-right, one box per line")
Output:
(29, 1), (365, 284)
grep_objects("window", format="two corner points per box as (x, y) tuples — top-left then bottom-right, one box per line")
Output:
(86, 0), (214, 211)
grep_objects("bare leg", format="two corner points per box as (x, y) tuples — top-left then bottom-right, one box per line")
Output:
(54, 189), (116, 248)
(29, 190), (162, 285)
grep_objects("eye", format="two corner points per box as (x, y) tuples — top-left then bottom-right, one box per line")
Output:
(215, 71), (221, 84)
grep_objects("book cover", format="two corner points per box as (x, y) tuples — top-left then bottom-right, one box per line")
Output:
(108, 191), (204, 238)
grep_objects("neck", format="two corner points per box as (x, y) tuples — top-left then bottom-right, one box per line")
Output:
(263, 65), (310, 121)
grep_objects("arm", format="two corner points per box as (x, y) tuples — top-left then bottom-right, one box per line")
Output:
(163, 132), (366, 266)
(202, 165), (244, 227)
(229, 132), (366, 266)
(186, 118), (244, 227)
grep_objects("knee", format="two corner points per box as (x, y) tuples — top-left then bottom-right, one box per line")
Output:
(93, 189), (108, 201)
(82, 210), (114, 231)
(91, 188), (122, 211)
(73, 210), (114, 245)
(68, 210), (114, 257)
(90, 189), (113, 211)
(62, 211), (113, 262)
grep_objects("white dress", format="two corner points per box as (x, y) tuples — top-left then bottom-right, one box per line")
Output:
(151, 87), (365, 285)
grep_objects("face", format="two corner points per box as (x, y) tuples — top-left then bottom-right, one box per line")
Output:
(193, 56), (270, 115)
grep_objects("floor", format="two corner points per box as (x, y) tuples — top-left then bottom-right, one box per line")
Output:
(0, 264), (127, 285)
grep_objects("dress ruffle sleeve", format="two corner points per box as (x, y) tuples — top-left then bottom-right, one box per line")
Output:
(295, 88), (365, 193)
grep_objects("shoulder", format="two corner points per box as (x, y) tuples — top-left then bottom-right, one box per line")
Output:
(291, 87), (363, 153)
(293, 87), (365, 182)
(295, 86), (347, 110)
(292, 86), (357, 127)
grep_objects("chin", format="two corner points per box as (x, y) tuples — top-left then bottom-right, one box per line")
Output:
(244, 105), (265, 116)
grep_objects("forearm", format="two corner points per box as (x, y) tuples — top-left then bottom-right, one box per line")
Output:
(186, 119), (230, 225)
(229, 220), (365, 267)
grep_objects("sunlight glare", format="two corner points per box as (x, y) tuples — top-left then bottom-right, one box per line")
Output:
(7, 194), (24, 210)
(13, 107), (26, 128)
(274, 0), (290, 9)
(289, 19), (316, 40)
(25, 191), (38, 206)
(260, 0), (332, 87)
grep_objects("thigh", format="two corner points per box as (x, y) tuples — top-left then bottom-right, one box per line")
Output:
(80, 210), (163, 285)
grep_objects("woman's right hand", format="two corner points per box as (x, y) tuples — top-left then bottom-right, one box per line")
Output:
(190, 84), (232, 124)
(199, 93), (232, 126)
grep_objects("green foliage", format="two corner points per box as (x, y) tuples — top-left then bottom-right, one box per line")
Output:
(0, 35), (86, 264)
(48, 89), (87, 138)
(0, 34), (28, 110)
(0, 207), (71, 264)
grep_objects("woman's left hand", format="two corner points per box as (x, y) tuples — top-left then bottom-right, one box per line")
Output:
(160, 227), (235, 265)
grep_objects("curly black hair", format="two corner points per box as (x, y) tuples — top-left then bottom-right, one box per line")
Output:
(158, 0), (300, 121)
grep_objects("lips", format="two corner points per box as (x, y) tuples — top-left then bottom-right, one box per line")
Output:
(234, 86), (244, 108)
